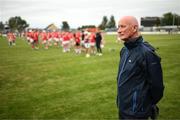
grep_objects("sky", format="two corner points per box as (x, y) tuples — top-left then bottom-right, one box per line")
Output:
(0, 0), (180, 28)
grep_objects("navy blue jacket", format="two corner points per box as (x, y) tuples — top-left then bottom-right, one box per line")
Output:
(117, 36), (164, 118)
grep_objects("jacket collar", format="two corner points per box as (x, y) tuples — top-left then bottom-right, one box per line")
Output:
(124, 36), (143, 50)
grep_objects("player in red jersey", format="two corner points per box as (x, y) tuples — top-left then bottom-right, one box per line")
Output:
(53, 31), (60, 46)
(31, 29), (39, 49)
(89, 32), (96, 55)
(7, 31), (16, 46)
(26, 30), (33, 44)
(58, 32), (63, 47)
(68, 32), (74, 49)
(41, 30), (48, 49)
(74, 31), (81, 54)
(84, 31), (91, 57)
(62, 32), (70, 52)
(47, 31), (52, 46)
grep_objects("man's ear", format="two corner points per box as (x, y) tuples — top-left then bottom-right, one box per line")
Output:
(133, 25), (138, 32)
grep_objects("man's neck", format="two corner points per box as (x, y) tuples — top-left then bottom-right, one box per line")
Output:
(128, 32), (140, 42)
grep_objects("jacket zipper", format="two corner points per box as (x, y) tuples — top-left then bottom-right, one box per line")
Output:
(118, 50), (129, 86)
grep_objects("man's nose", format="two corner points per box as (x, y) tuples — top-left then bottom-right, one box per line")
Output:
(117, 27), (121, 33)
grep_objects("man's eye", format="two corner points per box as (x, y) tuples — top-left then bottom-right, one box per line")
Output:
(120, 26), (125, 29)
(118, 25), (123, 28)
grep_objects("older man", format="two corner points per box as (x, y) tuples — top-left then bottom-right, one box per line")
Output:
(116, 16), (164, 119)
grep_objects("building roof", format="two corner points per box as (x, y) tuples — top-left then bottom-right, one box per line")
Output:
(45, 23), (58, 31)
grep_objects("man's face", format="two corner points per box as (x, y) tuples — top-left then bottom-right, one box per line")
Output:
(117, 20), (134, 41)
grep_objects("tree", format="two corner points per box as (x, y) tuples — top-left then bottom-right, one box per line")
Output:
(0, 22), (4, 32)
(106, 15), (116, 28)
(173, 14), (180, 26)
(8, 16), (29, 32)
(161, 12), (173, 26)
(161, 12), (180, 26)
(98, 16), (108, 30)
(61, 21), (70, 31)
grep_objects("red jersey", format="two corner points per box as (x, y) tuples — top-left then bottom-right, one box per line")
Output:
(89, 33), (96, 43)
(33, 32), (39, 41)
(75, 32), (81, 43)
(68, 32), (73, 40)
(41, 32), (47, 41)
(53, 32), (59, 38)
(47, 32), (52, 39)
(63, 33), (70, 41)
(7, 33), (16, 41)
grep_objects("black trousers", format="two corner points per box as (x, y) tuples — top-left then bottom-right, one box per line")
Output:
(118, 110), (148, 120)
(96, 42), (102, 53)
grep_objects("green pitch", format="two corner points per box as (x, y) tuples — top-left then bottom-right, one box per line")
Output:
(0, 34), (180, 119)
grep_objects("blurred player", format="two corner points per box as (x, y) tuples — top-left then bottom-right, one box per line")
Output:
(89, 32), (96, 55)
(52, 31), (60, 46)
(7, 31), (16, 46)
(41, 30), (48, 49)
(74, 31), (81, 54)
(95, 31), (103, 56)
(84, 31), (90, 57)
(32, 29), (39, 50)
(47, 31), (52, 46)
(62, 32), (70, 52)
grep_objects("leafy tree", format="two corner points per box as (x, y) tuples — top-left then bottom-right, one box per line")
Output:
(98, 16), (108, 30)
(8, 16), (29, 32)
(0, 22), (4, 32)
(173, 14), (180, 26)
(106, 15), (116, 28)
(61, 21), (70, 31)
(161, 12), (173, 26)
(161, 12), (180, 26)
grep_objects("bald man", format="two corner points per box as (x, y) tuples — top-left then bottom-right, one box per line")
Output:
(116, 16), (164, 119)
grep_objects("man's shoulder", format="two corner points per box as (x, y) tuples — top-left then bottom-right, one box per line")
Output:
(120, 47), (126, 56)
(120, 46), (126, 51)
(140, 41), (161, 61)
(142, 41), (155, 51)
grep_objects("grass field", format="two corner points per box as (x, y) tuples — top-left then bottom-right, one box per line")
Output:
(0, 34), (180, 119)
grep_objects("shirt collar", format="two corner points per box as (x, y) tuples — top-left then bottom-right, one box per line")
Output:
(124, 36), (143, 50)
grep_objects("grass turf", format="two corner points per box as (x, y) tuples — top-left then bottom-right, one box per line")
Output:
(0, 34), (180, 119)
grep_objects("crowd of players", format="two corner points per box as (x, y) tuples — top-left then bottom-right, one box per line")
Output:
(6, 29), (104, 57)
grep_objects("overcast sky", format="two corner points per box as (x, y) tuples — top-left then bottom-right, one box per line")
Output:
(0, 0), (180, 28)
